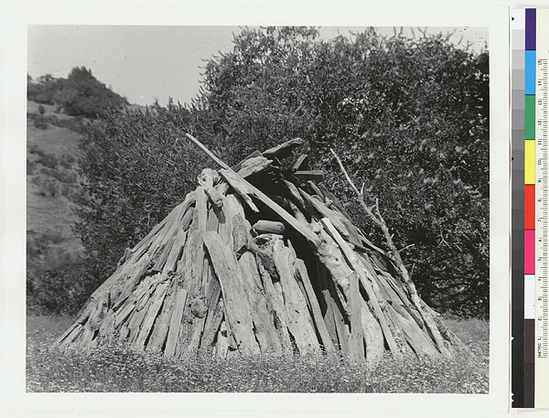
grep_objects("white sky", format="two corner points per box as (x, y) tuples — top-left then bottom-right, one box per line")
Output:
(28, 26), (487, 107)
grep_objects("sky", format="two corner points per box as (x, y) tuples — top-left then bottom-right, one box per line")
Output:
(28, 25), (488, 107)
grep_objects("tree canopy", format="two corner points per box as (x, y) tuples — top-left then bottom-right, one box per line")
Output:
(27, 67), (128, 118)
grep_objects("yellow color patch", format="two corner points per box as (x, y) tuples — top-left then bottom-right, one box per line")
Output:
(525, 140), (535, 184)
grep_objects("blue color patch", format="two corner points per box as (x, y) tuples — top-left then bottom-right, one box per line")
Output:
(525, 50), (536, 95)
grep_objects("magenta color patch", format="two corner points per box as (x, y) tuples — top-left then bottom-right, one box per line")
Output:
(525, 230), (536, 275)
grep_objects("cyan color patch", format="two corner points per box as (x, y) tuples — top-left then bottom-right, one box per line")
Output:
(525, 50), (536, 94)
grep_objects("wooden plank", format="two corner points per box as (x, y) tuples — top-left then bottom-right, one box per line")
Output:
(255, 253), (294, 354)
(320, 219), (363, 359)
(273, 239), (321, 354)
(294, 259), (336, 354)
(146, 281), (178, 352)
(219, 168), (320, 246)
(320, 289), (338, 348)
(199, 296), (224, 353)
(151, 237), (175, 272)
(162, 230), (187, 274)
(292, 154), (308, 172)
(232, 150), (263, 172)
(324, 289), (349, 355)
(315, 227), (352, 308)
(238, 251), (283, 353)
(164, 287), (188, 357)
(220, 194), (248, 251)
(253, 220), (285, 235)
(236, 156), (272, 178)
(359, 299), (385, 361)
(135, 280), (170, 348)
(202, 230), (259, 355)
(262, 137), (304, 160)
(113, 271), (158, 327)
(219, 169), (260, 212)
(112, 254), (152, 310)
(320, 218), (399, 356)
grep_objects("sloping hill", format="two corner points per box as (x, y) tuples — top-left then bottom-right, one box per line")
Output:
(27, 100), (86, 292)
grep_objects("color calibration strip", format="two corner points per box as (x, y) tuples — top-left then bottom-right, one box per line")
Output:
(511, 8), (528, 407)
(525, 8), (536, 408)
(534, 8), (549, 409)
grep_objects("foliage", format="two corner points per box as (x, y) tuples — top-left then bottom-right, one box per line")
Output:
(26, 315), (488, 393)
(27, 68), (128, 119)
(75, 103), (209, 281)
(195, 27), (489, 317)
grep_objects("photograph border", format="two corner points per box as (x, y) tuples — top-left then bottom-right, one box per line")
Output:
(1, 0), (510, 415)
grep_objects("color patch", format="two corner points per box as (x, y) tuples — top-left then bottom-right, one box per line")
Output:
(525, 140), (536, 184)
(526, 50), (537, 94)
(525, 95), (536, 140)
(525, 185), (535, 229)
(525, 229), (535, 275)
(526, 8), (536, 50)
(525, 274), (535, 319)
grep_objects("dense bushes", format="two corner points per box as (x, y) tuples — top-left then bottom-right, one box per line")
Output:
(74, 103), (209, 282)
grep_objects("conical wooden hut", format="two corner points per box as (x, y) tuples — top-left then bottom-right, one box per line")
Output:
(56, 135), (464, 361)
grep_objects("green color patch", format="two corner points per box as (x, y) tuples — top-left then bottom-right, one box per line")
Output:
(525, 95), (536, 140)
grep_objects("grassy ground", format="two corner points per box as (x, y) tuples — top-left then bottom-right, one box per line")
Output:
(26, 315), (488, 393)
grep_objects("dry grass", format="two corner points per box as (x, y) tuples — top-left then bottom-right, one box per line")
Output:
(26, 315), (489, 393)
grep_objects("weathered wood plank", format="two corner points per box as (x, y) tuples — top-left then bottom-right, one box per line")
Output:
(262, 137), (304, 160)
(202, 230), (260, 355)
(292, 154), (308, 172)
(320, 218), (364, 359)
(294, 259), (336, 354)
(255, 253), (294, 354)
(236, 155), (272, 178)
(135, 280), (170, 348)
(232, 150), (263, 172)
(238, 251), (283, 353)
(273, 239), (321, 354)
(359, 298), (385, 361)
(253, 220), (285, 235)
(219, 169), (260, 213)
(164, 286), (188, 357)
(112, 254), (153, 310)
(323, 289), (349, 355)
(146, 280), (178, 352)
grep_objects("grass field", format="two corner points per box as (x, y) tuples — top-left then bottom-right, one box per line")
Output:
(26, 315), (489, 393)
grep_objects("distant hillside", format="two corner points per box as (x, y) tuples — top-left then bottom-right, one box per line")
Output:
(27, 100), (86, 294)
(27, 66), (137, 313)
